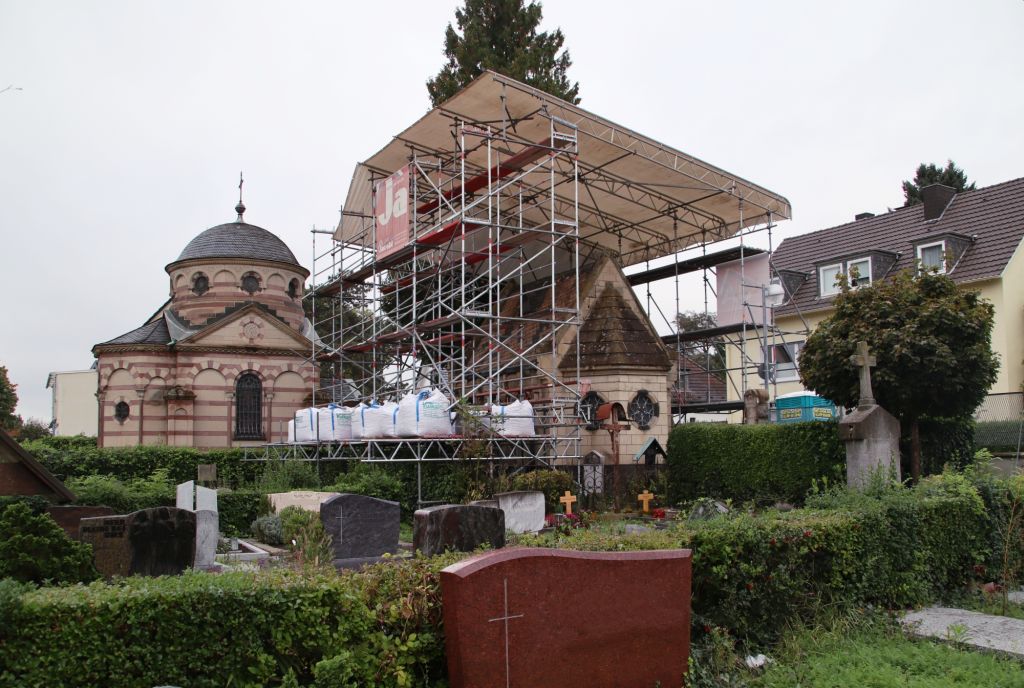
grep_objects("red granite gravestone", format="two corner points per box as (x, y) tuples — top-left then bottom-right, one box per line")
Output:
(441, 547), (692, 688)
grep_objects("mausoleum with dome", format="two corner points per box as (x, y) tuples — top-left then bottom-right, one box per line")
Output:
(92, 200), (315, 448)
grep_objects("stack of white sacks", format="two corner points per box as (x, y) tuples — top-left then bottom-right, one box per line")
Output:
(287, 391), (535, 441)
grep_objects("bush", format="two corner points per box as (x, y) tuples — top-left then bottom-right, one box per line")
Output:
(511, 469), (575, 511)
(974, 419), (1023, 452)
(279, 505), (320, 545)
(257, 459), (321, 493)
(219, 489), (269, 537)
(327, 464), (404, 505)
(66, 469), (175, 513)
(22, 438), (259, 488)
(251, 514), (284, 546)
(0, 502), (98, 584)
(667, 421), (845, 505)
(0, 495), (50, 515)
(901, 416), (975, 475)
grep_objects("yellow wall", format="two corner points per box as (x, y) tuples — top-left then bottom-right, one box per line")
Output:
(49, 370), (98, 436)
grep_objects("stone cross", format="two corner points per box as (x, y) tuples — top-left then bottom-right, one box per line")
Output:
(849, 340), (877, 406)
(637, 489), (654, 514)
(487, 577), (524, 688)
(559, 490), (577, 516)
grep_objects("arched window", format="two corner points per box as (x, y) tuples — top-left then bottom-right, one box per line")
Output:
(114, 401), (130, 424)
(192, 273), (209, 295)
(235, 373), (262, 439)
(287, 278), (300, 299)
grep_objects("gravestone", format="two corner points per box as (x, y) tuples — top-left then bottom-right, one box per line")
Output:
(441, 547), (692, 688)
(838, 341), (901, 487)
(469, 499), (499, 509)
(197, 463), (217, 486)
(268, 491), (341, 514)
(413, 504), (505, 557)
(80, 507), (195, 578)
(319, 493), (400, 568)
(45, 505), (116, 539)
(176, 481), (219, 569)
(494, 491), (545, 534)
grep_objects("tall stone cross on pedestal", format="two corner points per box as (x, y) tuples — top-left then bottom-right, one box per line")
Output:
(849, 340), (877, 407)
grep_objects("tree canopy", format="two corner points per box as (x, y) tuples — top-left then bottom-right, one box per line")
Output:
(675, 310), (725, 378)
(902, 160), (975, 206)
(426, 0), (580, 107)
(798, 270), (998, 480)
(0, 365), (21, 432)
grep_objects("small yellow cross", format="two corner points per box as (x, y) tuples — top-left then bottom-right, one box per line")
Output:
(637, 489), (654, 514)
(559, 490), (577, 516)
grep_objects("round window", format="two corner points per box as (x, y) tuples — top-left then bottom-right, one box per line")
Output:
(192, 274), (209, 295)
(628, 390), (659, 430)
(241, 274), (260, 294)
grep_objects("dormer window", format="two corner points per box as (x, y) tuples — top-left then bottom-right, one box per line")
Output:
(917, 241), (946, 273)
(819, 263), (843, 297)
(818, 256), (875, 296)
(847, 257), (872, 288)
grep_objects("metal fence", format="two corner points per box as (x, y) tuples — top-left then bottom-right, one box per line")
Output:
(974, 392), (1024, 454)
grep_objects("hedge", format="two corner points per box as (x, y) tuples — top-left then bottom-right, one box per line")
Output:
(666, 421), (845, 505)
(974, 419), (1023, 452)
(22, 438), (260, 488)
(900, 416), (976, 474)
(1, 474), (999, 685)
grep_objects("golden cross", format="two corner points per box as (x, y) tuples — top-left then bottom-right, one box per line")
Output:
(637, 489), (654, 514)
(559, 490), (577, 516)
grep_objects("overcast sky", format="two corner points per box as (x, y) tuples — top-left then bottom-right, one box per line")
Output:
(2, 1), (1022, 423)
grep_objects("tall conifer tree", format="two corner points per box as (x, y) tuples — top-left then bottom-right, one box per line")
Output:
(427, 0), (580, 106)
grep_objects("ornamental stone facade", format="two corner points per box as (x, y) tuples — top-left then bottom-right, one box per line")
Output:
(92, 202), (315, 448)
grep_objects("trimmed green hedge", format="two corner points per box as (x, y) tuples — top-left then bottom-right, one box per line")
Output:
(666, 421), (845, 505)
(901, 416), (976, 474)
(22, 438), (260, 488)
(974, 419), (1022, 452)
(219, 490), (270, 536)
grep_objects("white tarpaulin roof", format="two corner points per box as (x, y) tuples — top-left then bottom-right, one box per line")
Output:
(337, 71), (790, 267)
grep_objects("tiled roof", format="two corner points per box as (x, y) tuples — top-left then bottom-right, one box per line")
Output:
(97, 318), (171, 346)
(676, 356), (726, 404)
(560, 284), (673, 371)
(773, 177), (1024, 316)
(169, 221), (302, 268)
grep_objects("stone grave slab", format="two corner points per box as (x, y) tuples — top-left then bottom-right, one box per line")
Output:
(320, 493), (400, 568)
(195, 485), (218, 513)
(413, 504), (505, 557)
(197, 463), (217, 485)
(175, 480), (194, 510)
(494, 491), (545, 534)
(469, 499), (499, 508)
(269, 491), (341, 513)
(441, 547), (692, 688)
(45, 505), (116, 539)
(194, 511), (219, 569)
(80, 507), (196, 578)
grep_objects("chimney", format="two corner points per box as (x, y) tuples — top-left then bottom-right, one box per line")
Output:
(855, 212), (875, 221)
(920, 184), (956, 221)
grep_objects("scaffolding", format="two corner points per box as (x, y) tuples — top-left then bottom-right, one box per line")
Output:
(253, 71), (793, 475)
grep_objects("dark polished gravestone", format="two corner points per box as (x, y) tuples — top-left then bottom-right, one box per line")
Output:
(79, 507), (196, 578)
(441, 548), (692, 688)
(413, 504), (505, 557)
(320, 493), (400, 569)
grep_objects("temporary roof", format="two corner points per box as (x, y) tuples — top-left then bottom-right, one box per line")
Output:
(337, 71), (790, 267)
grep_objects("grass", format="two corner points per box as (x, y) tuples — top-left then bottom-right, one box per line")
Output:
(688, 611), (1024, 688)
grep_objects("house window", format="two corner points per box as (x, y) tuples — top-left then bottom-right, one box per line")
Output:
(114, 401), (130, 423)
(917, 241), (946, 273)
(847, 257), (872, 288)
(766, 341), (804, 382)
(819, 264), (842, 296)
(235, 373), (262, 439)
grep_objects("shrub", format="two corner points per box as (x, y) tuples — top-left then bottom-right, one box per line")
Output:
(251, 514), (284, 546)
(257, 459), (321, 492)
(0, 494), (50, 515)
(219, 489), (269, 536)
(511, 469), (574, 511)
(66, 469), (175, 513)
(974, 419), (1023, 452)
(0, 503), (98, 584)
(666, 421), (845, 505)
(327, 464), (404, 505)
(901, 416), (975, 475)
(280, 505), (319, 545)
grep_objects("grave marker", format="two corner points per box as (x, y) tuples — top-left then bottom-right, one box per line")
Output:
(637, 489), (654, 514)
(81, 507), (196, 578)
(320, 493), (400, 568)
(494, 491), (545, 534)
(839, 340), (901, 487)
(441, 548), (692, 687)
(559, 490), (576, 516)
(268, 491), (341, 514)
(414, 504), (505, 557)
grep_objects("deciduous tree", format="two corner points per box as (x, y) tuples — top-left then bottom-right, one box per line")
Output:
(0, 366), (21, 432)
(798, 270), (998, 481)
(426, 0), (580, 107)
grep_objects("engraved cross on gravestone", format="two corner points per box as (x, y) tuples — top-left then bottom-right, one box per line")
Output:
(849, 340), (877, 407)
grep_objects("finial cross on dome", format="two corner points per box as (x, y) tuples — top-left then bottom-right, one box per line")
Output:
(235, 171), (246, 221)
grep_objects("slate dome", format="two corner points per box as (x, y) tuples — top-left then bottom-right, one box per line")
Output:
(169, 220), (302, 270)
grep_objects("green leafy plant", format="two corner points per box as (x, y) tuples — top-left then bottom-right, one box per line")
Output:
(0, 502), (97, 584)
(251, 514), (284, 546)
(257, 458), (321, 493)
(66, 469), (175, 513)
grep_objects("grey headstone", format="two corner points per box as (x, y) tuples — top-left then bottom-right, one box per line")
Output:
(840, 403), (901, 488)
(196, 485), (218, 513)
(494, 491), (545, 533)
(197, 463), (217, 485)
(320, 493), (400, 561)
(194, 510), (219, 569)
(81, 507), (195, 578)
(175, 480), (195, 510)
(413, 504), (505, 557)
(469, 499), (499, 508)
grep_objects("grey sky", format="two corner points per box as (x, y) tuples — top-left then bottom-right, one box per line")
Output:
(2, 1), (1022, 422)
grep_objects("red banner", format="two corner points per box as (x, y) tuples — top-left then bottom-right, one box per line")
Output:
(374, 166), (410, 259)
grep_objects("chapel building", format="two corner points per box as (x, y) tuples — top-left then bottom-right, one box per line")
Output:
(92, 200), (315, 448)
